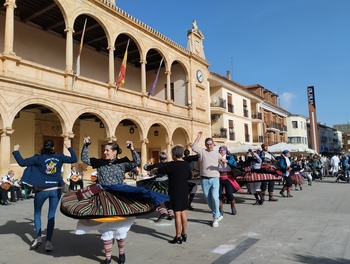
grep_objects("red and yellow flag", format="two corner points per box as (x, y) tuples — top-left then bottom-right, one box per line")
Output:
(116, 39), (130, 90)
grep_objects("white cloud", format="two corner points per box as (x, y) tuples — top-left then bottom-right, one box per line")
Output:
(279, 92), (297, 111)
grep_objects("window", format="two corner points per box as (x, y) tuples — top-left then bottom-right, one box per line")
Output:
(292, 121), (298, 128)
(228, 119), (235, 140)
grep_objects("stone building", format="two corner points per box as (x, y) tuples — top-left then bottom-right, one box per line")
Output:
(0, 0), (211, 176)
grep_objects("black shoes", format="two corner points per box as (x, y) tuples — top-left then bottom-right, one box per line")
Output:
(169, 236), (183, 244)
(167, 215), (174, 221)
(181, 234), (187, 242)
(118, 253), (125, 264)
(103, 259), (111, 264)
(154, 213), (167, 223)
(2, 201), (11, 205)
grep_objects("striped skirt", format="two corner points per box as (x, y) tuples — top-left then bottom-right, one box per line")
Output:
(60, 184), (169, 219)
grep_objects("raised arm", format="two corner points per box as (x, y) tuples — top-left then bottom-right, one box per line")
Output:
(192, 131), (203, 153)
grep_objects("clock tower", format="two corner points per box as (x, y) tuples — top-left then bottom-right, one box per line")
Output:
(187, 20), (206, 59)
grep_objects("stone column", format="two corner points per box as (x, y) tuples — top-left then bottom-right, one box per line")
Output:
(167, 141), (174, 159)
(3, 0), (16, 55)
(140, 60), (147, 106)
(64, 27), (74, 74)
(108, 46), (115, 86)
(62, 132), (75, 178)
(0, 128), (15, 176)
(140, 138), (148, 175)
(166, 71), (171, 101)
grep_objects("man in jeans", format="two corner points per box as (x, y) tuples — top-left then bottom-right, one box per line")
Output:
(192, 131), (222, 227)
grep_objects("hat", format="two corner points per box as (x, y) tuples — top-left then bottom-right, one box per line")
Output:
(282, 150), (289, 155)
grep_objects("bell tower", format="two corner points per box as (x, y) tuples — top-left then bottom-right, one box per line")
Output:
(187, 20), (205, 59)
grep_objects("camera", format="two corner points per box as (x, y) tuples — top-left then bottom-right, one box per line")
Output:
(85, 138), (91, 145)
(127, 143), (131, 149)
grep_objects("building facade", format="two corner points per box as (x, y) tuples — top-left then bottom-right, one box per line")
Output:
(286, 114), (308, 149)
(0, 0), (212, 176)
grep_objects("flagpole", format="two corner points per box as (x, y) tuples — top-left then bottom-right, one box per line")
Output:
(146, 58), (163, 107)
(72, 18), (88, 90)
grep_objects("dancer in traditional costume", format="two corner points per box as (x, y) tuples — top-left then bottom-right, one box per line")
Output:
(141, 151), (173, 222)
(60, 137), (168, 264)
(217, 146), (241, 215)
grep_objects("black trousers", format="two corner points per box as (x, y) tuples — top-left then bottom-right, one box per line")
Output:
(260, 180), (275, 193)
(219, 179), (235, 202)
(69, 179), (84, 190)
(9, 186), (22, 200)
(0, 187), (8, 203)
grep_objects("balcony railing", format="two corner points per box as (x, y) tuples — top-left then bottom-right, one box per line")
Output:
(251, 112), (262, 119)
(243, 109), (249, 118)
(227, 103), (234, 113)
(245, 134), (250, 142)
(229, 132), (235, 141)
(266, 122), (287, 131)
(253, 135), (264, 143)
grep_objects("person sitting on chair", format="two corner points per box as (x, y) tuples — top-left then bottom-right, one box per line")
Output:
(67, 165), (84, 190)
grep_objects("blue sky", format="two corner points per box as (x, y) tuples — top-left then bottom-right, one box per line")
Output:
(118, 0), (350, 127)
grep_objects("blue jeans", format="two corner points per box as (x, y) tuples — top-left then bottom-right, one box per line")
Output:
(34, 188), (62, 241)
(201, 177), (220, 219)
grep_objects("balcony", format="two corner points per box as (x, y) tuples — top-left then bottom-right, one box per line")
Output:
(243, 109), (249, 118)
(229, 131), (235, 141)
(211, 97), (226, 114)
(251, 112), (262, 120)
(253, 135), (264, 143)
(227, 103), (234, 113)
(266, 122), (287, 133)
(245, 134), (250, 142)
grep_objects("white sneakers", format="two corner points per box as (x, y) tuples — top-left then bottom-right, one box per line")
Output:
(30, 237), (53, 251)
(212, 215), (223, 227)
(30, 236), (42, 250)
(45, 240), (54, 251)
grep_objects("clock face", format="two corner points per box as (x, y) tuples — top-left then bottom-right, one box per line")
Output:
(196, 70), (203, 83)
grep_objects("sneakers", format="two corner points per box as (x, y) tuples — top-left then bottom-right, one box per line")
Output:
(30, 237), (42, 250)
(45, 240), (54, 251)
(212, 215), (223, 227)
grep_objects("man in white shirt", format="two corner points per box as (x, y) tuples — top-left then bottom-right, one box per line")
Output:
(330, 154), (340, 176)
(67, 166), (84, 190)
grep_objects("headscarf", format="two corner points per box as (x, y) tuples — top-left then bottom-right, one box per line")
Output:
(219, 145), (231, 155)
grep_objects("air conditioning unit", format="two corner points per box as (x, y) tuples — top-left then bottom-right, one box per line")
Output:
(212, 96), (220, 106)
(211, 114), (220, 122)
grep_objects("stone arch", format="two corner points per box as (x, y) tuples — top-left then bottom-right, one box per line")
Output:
(146, 119), (171, 144)
(170, 59), (189, 106)
(114, 114), (146, 138)
(71, 108), (114, 139)
(10, 98), (69, 132)
(171, 126), (191, 150)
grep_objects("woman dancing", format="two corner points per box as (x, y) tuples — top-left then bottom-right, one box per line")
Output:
(13, 140), (77, 251)
(61, 137), (168, 264)
(151, 145), (192, 244)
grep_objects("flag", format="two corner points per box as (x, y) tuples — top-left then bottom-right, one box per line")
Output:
(148, 58), (163, 96)
(75, 18), (87, 76)
(116, 39), (130, 89)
